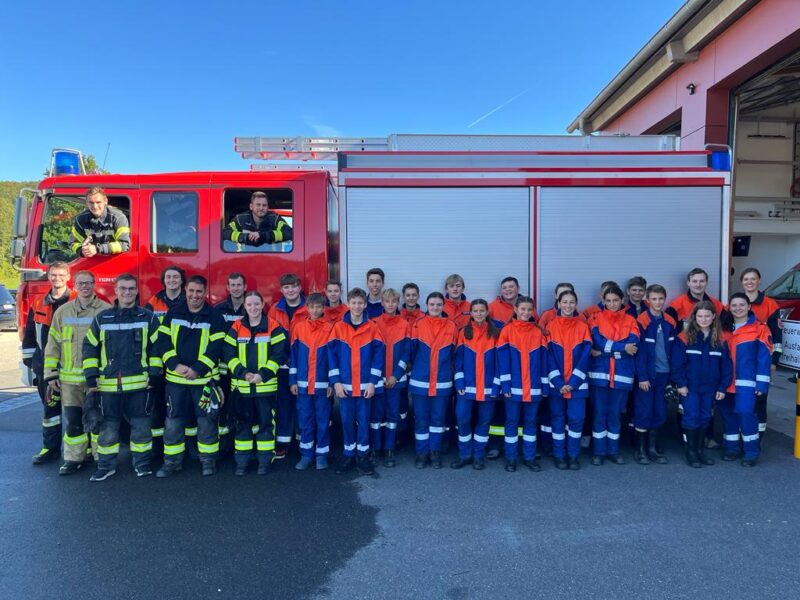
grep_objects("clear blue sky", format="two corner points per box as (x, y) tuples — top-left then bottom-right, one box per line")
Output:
(0, 0), (685, 180)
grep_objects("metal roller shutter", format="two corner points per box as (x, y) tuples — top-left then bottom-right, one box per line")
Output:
(344, 187), (531, 302)
(536, 187), (723, 310)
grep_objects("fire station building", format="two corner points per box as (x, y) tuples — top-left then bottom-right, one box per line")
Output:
(569, 0), (800, 286)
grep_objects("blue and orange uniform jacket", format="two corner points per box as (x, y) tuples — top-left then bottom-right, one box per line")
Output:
(289, 316), (335, 394)
(634, 310), (678, 383)
(454, 322), (500, 401)
(625, 301), (648, 319)
(489, 297), (539, 325)
(540, 306), (587, 331)
(327, 312), (385, 396)
(666, 291), (724, 327)
(671, 331), (732, 393)
(588, 309), (640, 390)
(409, 316), (458, 397)
(749, 291), (783, 365)
(268, 296), (309, 336)
(400, 305), (425, 324)
(581, 301), (605, 322)
(725, 316), (772, 395)
(444, 295), (471, 330)
(374, 312), (411, 387)
(323, 303), (349, 324)
(497, 319), (549, 402)
(546, 315), (592, 399)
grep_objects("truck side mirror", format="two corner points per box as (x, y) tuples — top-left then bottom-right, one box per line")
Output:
(10, 239), (24, 259)
(12, 194), (28, 238)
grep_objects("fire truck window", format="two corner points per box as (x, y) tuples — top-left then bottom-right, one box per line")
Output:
(222, 188), (293, 253)
(151, 192), (198, 254)
(38, 195), (130, 264)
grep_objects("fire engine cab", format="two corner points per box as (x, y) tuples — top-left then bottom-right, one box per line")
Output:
(12, 135), (731, 376)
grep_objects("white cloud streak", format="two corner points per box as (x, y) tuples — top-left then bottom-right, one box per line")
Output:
(467, 88), (530, 128)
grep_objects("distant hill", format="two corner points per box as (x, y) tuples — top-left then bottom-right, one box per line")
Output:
(0, 181), (38, 287)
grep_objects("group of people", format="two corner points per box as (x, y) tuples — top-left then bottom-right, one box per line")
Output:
(20, 187), (780, 481)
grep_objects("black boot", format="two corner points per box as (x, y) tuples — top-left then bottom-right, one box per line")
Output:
(697, 429), (714, 465)
(648, 429), (668, 464)
(685, 429), (701, 468)
(635, 431), (650, 465)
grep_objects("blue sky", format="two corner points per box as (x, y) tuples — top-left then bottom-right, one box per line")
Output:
(0, 0), (684, 180)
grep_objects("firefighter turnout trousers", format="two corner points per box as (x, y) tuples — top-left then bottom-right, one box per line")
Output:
(97, 390), (152, 471)
(163, 383), (218, 466)
(232, 391), (276, 468)
(61, 383), (97, 463)
(37, 377), (62, 455)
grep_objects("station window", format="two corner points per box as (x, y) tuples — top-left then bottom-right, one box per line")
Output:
(222, 188), (293, 253)
(38, 194), (130, 264)
(151, 192), (199, 254)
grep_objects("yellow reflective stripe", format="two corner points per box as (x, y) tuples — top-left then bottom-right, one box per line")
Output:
(151, 428), (165, 437)
(227, 357), (241, 373)
(113, 226), (130, 240)
(165, 371), (212, 385)
(257, 340), (267, 369)
(150, 357), (164, 368)
(185, 427), (198, 436)
(108, 242), (122, 254)
(488, 425), (505, 436)
(82, 358), (99, 368)
(44, 357), (59, 368)
(70, 226), (86, 252)
(218, 426), (230, 436)
(164, 443), (185, 455)
(224, 335), (237, 347)
(197, 442), (219, 454)
(64, 432), (88, 446)
(209, 332), (225, 341)
(100, 328), (107, 370)
(130, 441), (153, 453)
(59, 372), (86, 384)
(265, 360), (279, 374)
(85, 329), (99, 346)
(198, 355), (215, 369)
(140, 326), (148, 369)
(48, 328), (62, 342)
(256, 440), (275, 451)
(251, 425), (260, 434)
(199, 327), (210, 357)
(97, 443), (120, 455)
(235, 440), (254, 451)
(271, 332), (287, 345)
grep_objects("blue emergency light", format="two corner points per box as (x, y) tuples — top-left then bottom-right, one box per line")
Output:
(51, 149), (84, 176)
(705, 144), (732, 171)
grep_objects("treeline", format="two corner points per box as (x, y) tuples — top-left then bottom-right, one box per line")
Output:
(0, 180), (38, 288)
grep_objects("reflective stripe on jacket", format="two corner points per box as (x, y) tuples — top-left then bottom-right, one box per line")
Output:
(44, 296), (111, 384)
(223, 315), (288, 395)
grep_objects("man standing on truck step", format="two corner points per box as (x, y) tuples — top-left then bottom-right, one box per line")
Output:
(144, 266), (187, 460)
(155, 275), (227, 477)
(82, 274), (162, 481)
(44, 270), (111, 475)
(69, 187), (131, 257)
(214, 272), (249, 456)
(22, 261), (77, 465)
(223, 190), (293, 248)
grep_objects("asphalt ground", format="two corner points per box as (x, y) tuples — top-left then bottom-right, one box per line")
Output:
(2, 325), (800, 599)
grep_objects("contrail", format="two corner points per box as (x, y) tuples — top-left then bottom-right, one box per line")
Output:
(467, 88), (530, 128)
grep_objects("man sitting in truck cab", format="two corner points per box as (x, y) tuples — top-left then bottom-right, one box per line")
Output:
(69, 187), (131, 257)
(223, 191), (293, 248)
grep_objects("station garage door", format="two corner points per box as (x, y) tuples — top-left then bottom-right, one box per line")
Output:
(344, 187), (531, 302)
(537, 187), (724, 310)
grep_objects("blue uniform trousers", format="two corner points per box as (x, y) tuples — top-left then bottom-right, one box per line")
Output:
(275, 368), (295, 448)
(719, 392), (760, 460)
(592, 387), (627, 457)
(339, 394), (370, 457)
(504, 399), (540, 461)
(369, 387), (401, 451)
(412, 394), (448, 455)
(297, 390), (331, 458)
(682, 390), (715, 430)
(549, 394), (585, 459)
(454, 397), (495, 460)
(633, 371), (670, 430)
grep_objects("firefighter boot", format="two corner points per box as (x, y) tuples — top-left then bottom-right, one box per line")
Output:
(647, 429), (668, 464)
(635, 430), (651, 465)
(685, 429), (701, 468)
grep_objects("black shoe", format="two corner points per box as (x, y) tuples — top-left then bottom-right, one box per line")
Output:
(89, 468), (116, 482)
(156, 464), (182, 478)
(635, 431), (651, 465)
(135, 465), (153, 478)
(430, 451), (442, 469)
(234, 465), (247, 476)
(201, 463), (216, 476)
(685, 428), (702, 468)
(257, 462), (272, 476)
(473, 458), (486, 470)
(608, 454), (625, 465)
(554, 457), (568, 470)
(59, 461), (83, 476)
(450, 457), (473, 469)
(568, 457), (581, 470)
(357, 457), (375, 475)
(648, 430), (668, 464)
(414, 454), (428, 469)
(524, 459), (541, 472)
(505, 460), (517, 472)
(696, 431), (714, 466)
(368, 451), (380, 466)
(722, 451), (741, 461)
(32, 449), (58, 465)
(741, 458), (758, 468)
(486, 448), (501, 460)
(336, 457), (355, 474)
(384, 450), (396, 468)
(591, 455), (604, 466)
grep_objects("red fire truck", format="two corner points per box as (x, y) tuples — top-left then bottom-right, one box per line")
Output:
(11, 135), (731, 380)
